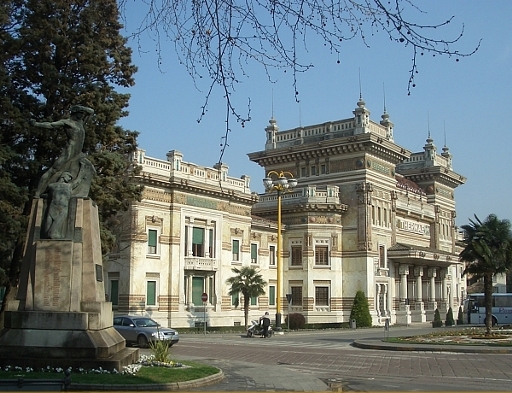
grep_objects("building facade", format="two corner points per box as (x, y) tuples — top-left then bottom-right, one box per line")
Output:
(105, 97), (467, 328)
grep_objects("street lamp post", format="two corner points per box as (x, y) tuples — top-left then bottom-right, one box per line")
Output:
(263, 171), (297, 330)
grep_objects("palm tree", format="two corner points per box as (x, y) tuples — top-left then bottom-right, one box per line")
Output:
(459, 214), (512, 335)
(226, 266), (267, 329)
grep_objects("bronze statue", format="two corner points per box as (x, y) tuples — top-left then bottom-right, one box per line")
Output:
(30, 105), (95, 239)
(31, 105), (94, 198)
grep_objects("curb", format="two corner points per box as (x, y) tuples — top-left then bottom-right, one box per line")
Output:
(67, 368), (224, 391)
(352, 339), (512, 354)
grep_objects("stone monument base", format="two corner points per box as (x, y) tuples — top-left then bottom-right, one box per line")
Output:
(0, 198), (139, 371)
(0, 309), (139, 371)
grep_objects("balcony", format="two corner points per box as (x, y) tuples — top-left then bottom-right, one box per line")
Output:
(185, 257), (218, 271)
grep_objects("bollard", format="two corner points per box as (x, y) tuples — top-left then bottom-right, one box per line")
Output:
(350, 319), (356, 329)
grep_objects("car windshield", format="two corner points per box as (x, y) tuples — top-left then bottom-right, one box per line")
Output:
(133, 318), (158, 327)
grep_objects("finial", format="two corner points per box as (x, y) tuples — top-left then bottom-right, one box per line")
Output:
(271, 88), (274, 119)
(383, 82), (387, 114)
(427, 111), (432, 141)
(358, 68), (362, 100)
(443, 120), (447, 147)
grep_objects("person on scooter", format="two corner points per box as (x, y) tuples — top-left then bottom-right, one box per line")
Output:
(259, 312), (271, 338)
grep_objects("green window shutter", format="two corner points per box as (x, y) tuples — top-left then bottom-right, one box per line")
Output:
(192, 227), (204, 244)
(110, 280), (119, 306)
(251, 244), (257, 259)
(147, 281), (156, 306)
(269, 286), (276, 306)
(192, 277), (204, 306)
(251, 296), (257, 305)
(148, 230), (157, 247)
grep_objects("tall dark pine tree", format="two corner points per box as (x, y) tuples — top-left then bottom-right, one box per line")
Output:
(0, 0), (142, 314)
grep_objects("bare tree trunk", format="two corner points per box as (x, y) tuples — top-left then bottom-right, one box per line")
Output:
(484, 272), (493, 335)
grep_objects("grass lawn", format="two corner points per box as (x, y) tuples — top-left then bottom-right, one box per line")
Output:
(0, 361), (219, 385)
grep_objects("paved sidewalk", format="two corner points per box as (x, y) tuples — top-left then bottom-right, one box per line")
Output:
(177, 355), (330, 392)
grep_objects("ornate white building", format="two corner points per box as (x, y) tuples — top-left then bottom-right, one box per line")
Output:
(104, 97), (467, 328)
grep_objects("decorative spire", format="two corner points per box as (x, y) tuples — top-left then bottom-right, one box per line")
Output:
(380, 83), (393, 141)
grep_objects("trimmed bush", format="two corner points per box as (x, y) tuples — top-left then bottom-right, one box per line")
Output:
(457, 306), (464, 325)
(445, 307), (455, 326)
(285, 313), (306, 330)
(432, 308), (443, 328)
(349, 290), (372, 328)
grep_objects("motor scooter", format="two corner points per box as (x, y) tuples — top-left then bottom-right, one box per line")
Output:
(246, 319), (274, 338)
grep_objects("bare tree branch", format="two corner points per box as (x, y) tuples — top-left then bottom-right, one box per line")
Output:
(119, 0), (480, 160)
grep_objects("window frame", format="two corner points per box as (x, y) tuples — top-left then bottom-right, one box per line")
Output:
(291, 245), (303, 266)
(315, 286), (329, 306)
(269, 245), (276, 266)
(147, 228), (159, 255)
(291, 286), (303, 306)
(232, 239), (240, 262)
(251, 243), (258, 264)
(146, 280), (157, 306)
(314, 245), (329, 266)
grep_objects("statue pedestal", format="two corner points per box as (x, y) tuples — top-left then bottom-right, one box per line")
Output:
(0, 198), (138, 371)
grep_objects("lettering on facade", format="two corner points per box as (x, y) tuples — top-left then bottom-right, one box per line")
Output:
(186, 196), (218, 210)
(396, 218), (430, 236)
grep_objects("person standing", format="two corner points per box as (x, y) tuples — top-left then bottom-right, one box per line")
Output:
(260, 312), (271, 338)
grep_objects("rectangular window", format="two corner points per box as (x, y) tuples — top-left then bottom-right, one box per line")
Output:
(321, 164), (326, 174)
(269, 246), (276, 266)
(251, 296), (257, 306)
(291, 286), (303, 306)
(291, 246), (302, 266)
(315, 246), (329, 265)
(311, 166), (317, 175)
(251, 243), (258, 263)
(269, 285), (276, 306)
(232, 239), (240, 261)
(231, 292), (239, 306)
(110, 280), (119, 306)
(315, 287), (329, 306)
(148, 229), (158, 254)
(379, 245), (386, 268)
(146, 281), (156, 306)
(301, 167), (307, 177)
(192, 227), (205, 257)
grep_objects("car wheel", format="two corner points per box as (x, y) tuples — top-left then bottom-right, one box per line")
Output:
(137, 335), (149, 348)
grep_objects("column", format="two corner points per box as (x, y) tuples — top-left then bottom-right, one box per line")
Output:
(399, 265), (409, 302)
(376, 283), (381, 317)
(204, 221), (210, 258)
(428, 268), (436, 301)
(204, 275), (210, 305)
(414, 267), (423, 302)
(187, 218), (194, 256)
(440, 268), (448, 307)
(383, 284), (389, 317)
(186, 274), (193, 308)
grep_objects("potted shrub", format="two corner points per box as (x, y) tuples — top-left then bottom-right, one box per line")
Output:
(432, 308), (443, 328)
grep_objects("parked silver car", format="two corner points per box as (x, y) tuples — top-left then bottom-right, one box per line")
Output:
(113, 315), (179, 348)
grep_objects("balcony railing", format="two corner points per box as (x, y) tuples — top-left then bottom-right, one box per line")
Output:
(185, 257), (218, 271)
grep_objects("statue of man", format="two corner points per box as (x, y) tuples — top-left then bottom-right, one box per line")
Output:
(42, 172), (74, 239)
(31, 105), (94, 198)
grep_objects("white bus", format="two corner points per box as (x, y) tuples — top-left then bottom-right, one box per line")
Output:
(464, 293), (512, 326)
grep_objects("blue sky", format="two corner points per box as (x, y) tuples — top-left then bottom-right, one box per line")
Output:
(118, 1), (512, 228)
